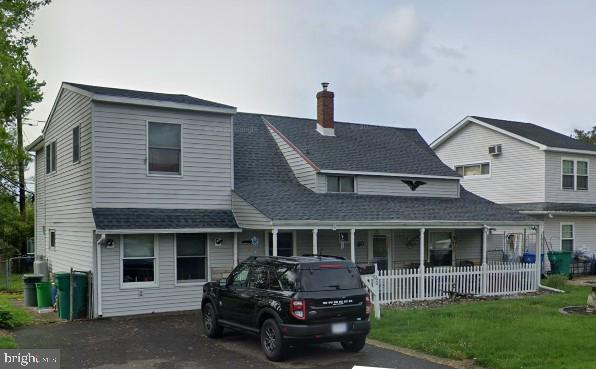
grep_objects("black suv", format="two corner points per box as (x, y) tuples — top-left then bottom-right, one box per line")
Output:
(201, 256), (371, 361)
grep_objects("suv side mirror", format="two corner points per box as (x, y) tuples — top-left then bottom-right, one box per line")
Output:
(219, 278), (227, 287)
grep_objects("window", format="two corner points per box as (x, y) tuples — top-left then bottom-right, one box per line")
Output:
(562, 159), (588, 191)
(454, 162), (490, 177)
(248, 266), (269, 289)
(561, 224), (574, 252)
(429, 232), (453, 266)
(45, 141), (57, 174)
(176, 234), (207, 283)
(228, 264), (250, 288)
(122, 234), (157, 286)
(72, 126), (80, 163)
(269, 266), (298, 291)
(327, 175), (354, 192)
(49, 230), (56, 248)
(148, 122), (182, 175)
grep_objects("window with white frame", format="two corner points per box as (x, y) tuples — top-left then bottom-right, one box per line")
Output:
(176, 234), (207, 283)
(327, 175), (354, 192)
(562, 159), (588, 190)
(454, 162), (490, 177)
(72, 126), (80, 163)
(148, 122), (182, 175)
(49, 230), (56, 248)
(122, 234), (157, 286)
(45, 141), (57, 174)
(561, 224), (574, 252)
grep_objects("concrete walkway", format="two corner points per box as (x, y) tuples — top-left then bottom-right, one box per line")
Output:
(16, 311), (454, 369)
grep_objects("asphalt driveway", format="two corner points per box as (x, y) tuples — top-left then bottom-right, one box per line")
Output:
(16, 311), (453, 369)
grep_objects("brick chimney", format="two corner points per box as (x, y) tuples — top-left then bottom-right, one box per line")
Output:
(316, 82), (335, 136)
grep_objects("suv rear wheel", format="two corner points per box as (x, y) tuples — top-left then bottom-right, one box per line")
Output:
(202, 303), (223, 338)
(260, 318), (287, 361)
(341, 335), (366, 352)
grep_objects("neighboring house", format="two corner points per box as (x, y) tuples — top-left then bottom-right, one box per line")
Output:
(432, 116), (596, 258)
(27, 83), (537, 317)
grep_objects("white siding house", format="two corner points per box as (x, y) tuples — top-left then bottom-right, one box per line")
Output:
(432, 116), (596, 259)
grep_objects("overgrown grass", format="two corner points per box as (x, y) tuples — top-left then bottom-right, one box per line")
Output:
(371, 286), (596, 369)
(0, 274), (26, 293)
(0, 293), (33, 349)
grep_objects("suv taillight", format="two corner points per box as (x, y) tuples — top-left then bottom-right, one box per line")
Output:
(290, 298), (306, 320)
(365, 293), (372, 316)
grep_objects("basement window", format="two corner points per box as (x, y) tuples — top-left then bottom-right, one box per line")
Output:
(327, 175), (354, 193)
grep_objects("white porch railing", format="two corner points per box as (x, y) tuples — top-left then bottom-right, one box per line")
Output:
(361, 263), (537, 316)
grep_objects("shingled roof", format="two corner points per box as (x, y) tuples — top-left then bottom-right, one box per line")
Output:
(65, 82), (235, 110)
(92, 208), (238, 231)
(472, 116), (596, 152)
(234, 113), (532, 223)
(264, 115), (458, 177)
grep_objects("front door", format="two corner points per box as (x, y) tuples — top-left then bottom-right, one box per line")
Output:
(268, 232), (293, 257)
(371, 234), (389, 270)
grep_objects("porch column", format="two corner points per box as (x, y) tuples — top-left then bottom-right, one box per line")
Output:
(350, 228), (356, 262)
(536, 223), (543, 288)
(481, 225), (489, 295)
(272, 228), (279, 256)
(233, 232), (238, 267)
(419, 228), (425, 299)
(312, 229), (318, 255)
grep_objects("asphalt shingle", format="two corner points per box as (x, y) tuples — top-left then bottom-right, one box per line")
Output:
(92, 208), (238, 230)
(473, 116), (596, 152)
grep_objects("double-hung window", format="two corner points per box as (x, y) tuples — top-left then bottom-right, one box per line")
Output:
(562, 159), (588, 190)
(72, 126), (80, 163)
(455, 162), (490, 177)
(122, 234), (157, 287)
(327, 175), (354, 192)
(148, 122), (182, 175)
(45, 141), (57, 174)
(176, 234), (207, 283)
(561, 224), (574, 252)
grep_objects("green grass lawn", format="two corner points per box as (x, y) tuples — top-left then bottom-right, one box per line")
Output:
(0, 293), (33, 348)
(371, 286), (596, 369)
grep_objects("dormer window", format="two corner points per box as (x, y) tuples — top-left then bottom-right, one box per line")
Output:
(327, 175), (354, 193)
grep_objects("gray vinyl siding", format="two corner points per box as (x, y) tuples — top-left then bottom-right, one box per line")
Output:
(231, 193), (272, 228)
(34, 147), (46, 257)
(266, 125), (318, 191)
(100, 232), (235, 317)
(237, 230), (268, 261)
(543, 215), (596, 255)
(42, 89), (95, 272)
(92, 102), (233, 209)
(356, 176), (459, 197)
(544, 151), (596, 203)
(434, 122), (546, 204)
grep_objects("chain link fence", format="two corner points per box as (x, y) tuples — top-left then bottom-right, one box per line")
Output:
(0, 256), (34, 292)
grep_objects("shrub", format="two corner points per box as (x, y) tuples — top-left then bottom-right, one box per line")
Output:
(0, 305), (16, 329)
(543, 275), (568, 290)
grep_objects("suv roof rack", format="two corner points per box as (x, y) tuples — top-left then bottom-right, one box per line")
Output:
(300, 254), (346, 260)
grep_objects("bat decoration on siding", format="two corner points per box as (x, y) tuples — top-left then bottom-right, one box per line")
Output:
(402, 180), (427, 191)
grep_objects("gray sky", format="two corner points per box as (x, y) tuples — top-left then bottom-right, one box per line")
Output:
(25, 0), (596, 149)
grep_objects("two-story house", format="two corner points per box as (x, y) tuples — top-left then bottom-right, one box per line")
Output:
(432, 116), (596, 258)
(28, 83), (538, 317)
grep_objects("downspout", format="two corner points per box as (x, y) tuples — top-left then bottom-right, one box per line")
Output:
(96, 233), (105, 317)
(535, 224), (565, 294)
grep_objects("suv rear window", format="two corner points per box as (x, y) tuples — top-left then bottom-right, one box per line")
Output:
(300, 267), (362, 291)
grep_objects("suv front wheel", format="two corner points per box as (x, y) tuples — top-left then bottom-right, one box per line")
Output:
(202, 302), (223, 338)
(341, 336), (366, 352)
(260, 318), (287, 361)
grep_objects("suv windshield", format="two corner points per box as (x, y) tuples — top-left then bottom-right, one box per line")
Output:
(300, 267), (362, 291)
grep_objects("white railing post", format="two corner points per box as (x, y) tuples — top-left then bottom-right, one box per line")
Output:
(272, 228), (278, 256)
(350, 228), (356, 262)
(535, 223), (543, 290)
(419, 228), (425, 300)
(233, 232), (238, 267)
(481, 225), (488, 296)
(312, 228), (318, 255)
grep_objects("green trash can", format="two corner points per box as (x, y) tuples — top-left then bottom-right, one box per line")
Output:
(54, 272), (88, 320)
(35, 282), (53, 308)
(547, 251), (572, 276)
(23, 274), (44, 307)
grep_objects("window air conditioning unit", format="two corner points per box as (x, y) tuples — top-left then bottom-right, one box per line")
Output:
(488, 144), (502, 156)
